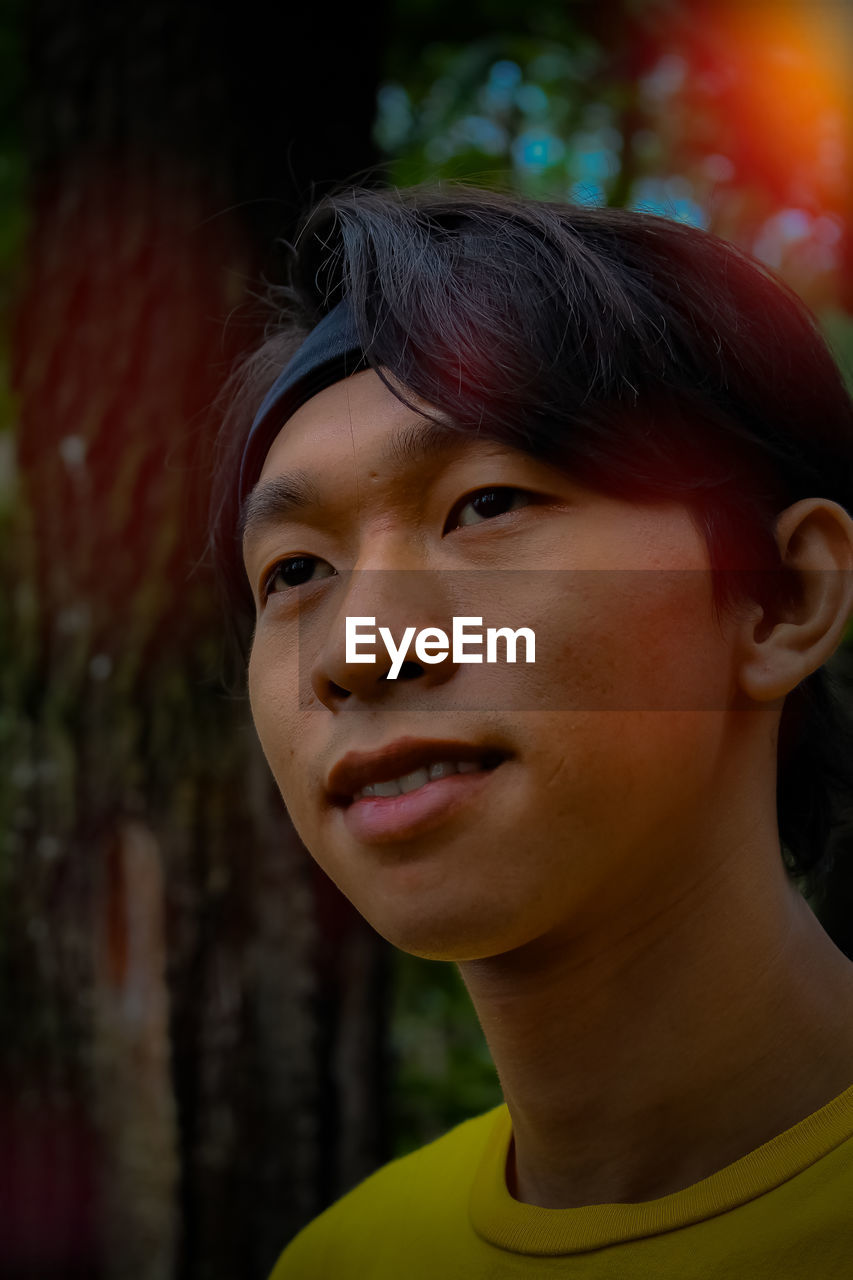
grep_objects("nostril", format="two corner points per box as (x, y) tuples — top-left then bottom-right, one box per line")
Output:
(388, 660), (424, 682)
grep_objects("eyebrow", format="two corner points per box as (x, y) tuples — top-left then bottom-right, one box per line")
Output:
(239, 417), (471, 547)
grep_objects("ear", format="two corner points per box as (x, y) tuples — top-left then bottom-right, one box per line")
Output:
(737, 498), (853, 703)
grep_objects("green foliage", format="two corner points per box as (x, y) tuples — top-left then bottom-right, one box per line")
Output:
(374, 37), (623, 203)
(374, 5), (850, 307)
(390, 952), (502, 1156)
(820, 308), (853, 396)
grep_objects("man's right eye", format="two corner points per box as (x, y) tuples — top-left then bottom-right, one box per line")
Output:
(262, 556), (336, 599)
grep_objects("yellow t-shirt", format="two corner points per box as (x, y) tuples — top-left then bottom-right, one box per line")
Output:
(270, 1086), (853, 1277)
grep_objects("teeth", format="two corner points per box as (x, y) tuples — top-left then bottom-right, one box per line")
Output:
(428, 761), (456, 781)
(374, 779), (403, 797)
(355, 759), (485, 801)
(399, 767), (430, 794)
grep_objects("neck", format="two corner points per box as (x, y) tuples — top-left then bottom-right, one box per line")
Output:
(458, 831), (853, 1209)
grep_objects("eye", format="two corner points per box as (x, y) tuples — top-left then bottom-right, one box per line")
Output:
(261, 555), (336, 600)
(444, 486), (534, 533)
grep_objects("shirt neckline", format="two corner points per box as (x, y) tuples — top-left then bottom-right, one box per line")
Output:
(469, 1082), (853, 1256)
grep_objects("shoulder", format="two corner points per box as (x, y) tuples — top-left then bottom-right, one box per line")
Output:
(268, 1105), (506, 1279)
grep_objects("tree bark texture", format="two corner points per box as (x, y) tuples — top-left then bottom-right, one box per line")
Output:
(3, 2), (389, 1277)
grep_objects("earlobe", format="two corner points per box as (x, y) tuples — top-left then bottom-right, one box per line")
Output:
(737, 499), (853, 703)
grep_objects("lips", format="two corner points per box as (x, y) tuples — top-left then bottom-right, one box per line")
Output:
(326, 736), (509, 806)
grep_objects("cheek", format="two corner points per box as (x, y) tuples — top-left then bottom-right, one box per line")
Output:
(476, 570), (734, 714)
(247, 638), (305, 801)
(511, 701), (732, 930)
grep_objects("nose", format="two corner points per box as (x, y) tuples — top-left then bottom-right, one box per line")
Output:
(309, 568), (458, 710)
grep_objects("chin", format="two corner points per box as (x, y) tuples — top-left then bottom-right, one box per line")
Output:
(366, 898), (542, 964)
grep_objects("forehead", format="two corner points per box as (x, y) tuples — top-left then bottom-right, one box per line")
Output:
(256, 367), (475, 481)
(240, 368), (514, 551)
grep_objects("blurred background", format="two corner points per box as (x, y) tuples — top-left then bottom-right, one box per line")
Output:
(0, 0), (851, 1276)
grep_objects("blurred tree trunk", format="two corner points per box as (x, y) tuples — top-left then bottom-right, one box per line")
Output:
(3, 2), (389, 1277)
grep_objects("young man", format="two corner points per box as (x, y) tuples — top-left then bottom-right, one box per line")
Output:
(211, 186), (853, 1276)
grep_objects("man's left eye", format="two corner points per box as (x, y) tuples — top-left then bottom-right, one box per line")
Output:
(445, 487), (534, 532)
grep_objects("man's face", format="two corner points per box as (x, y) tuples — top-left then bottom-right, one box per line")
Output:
(242, 369), (746, 961)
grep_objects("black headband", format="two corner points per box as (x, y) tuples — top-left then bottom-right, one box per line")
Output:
(238, 299), (366, 500)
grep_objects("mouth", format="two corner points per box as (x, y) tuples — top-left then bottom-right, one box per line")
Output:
(327, 737), (509, 807)
(326, 737), (511, 844)
(352, 755), (503, 800)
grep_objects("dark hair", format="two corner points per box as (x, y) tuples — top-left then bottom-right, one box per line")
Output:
(209, 183), (853, 897)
